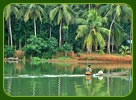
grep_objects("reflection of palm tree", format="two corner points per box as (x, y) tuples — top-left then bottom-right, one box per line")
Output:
(91, 79), (105, 96)
(7, 76), (12, 95)
(32, 81), (36, 96)
(58, 77), (61, 96)
(107, 70), (110, 96)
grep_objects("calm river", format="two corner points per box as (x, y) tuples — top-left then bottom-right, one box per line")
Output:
(4, 61), (132, 96)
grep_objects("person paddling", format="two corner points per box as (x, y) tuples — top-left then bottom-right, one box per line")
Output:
(86, 64), (92, 75)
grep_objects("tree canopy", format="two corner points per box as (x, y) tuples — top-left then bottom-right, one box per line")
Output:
(4, 4), (132, 58)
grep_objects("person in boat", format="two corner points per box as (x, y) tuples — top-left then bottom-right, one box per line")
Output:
(86, 64), (92, 75)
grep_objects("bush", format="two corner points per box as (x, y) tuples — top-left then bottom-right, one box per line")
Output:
(58, 42), (73, 52)
(23, 35), (47, 58)
(46, 37), (58, 58)
(30, 57), (41, 61)
(4, 46), (14, 58)
(58, 42), (73, 56)
(119, 45), (130, 55)
(24, 36), (58, 59)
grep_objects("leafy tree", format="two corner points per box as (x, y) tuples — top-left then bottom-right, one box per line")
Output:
(24, 35), (47, 58)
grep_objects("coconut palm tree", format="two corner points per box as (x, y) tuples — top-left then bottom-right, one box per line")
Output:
(76, 9), (109, 53)
(4, 4), (19, 47)
(99, 4), (132, 53)
(24, 4), (45, 37)
(49, 4), (74, 47)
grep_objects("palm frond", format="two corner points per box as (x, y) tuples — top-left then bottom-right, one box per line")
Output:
(74, 18), (87, 25)
(63, 5), (71, 25)
(67, 5), (75, 17)
(24, 10), (30, 22)
(99, 4), (111, 16)
(96, 33), (106, 49)
(75, 25), (88, 40)
(49, 6), (59, 21)
(99, 27), (110, 35)
(37, 5), (45, 16)
(4, 5), (12, 20)
(121, 4), (132, 20)
(12, 6), (19, 18)
(83, 34), (92, 49)
(115, 4), (121, 17)
(114, 21), (124, 32)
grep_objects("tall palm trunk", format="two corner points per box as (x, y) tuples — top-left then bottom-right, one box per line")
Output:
(111, 34), (114, 53)
(107, 15), (115, 54)
(87, 44), (92, 53)
(34, 18), (37, 37)
(59, 21), (62, 47)
(49, 26), (52, 38)
(8, 17), (13, 48)
(90, 43), (92, 53)
(8, 36), (10, 46)
(19, 39), (22, 50)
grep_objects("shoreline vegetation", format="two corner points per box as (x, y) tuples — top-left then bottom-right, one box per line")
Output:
(4, 52), (132, 63)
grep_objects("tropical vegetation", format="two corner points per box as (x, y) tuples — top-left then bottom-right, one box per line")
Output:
(4, 4), (132, 59)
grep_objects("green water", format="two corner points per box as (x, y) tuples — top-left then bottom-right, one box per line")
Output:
(4, 62), (132, 96)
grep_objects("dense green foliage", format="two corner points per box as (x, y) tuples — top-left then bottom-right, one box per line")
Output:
(58, 42), (73, 52)
(119, 45), (130, 55)
(24, 35), (47, 57)
(4, 46), (15, 57)
(44, 37), (58, 58)
(23, 35), (58, 58)
(4, 4), (132, 58)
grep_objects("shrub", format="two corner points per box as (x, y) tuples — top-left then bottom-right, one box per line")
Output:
(23, 35), (47, 58)
(58, 42), (73, 52)
(58, 42), (73, 56)
(30, 57), (41, 61)
(46, 37), (58, 58)
(119, 45), (130, 55)
(24, 36), (58, 59)
(14, 50), (24, 59)
(4, 46), (14, 58)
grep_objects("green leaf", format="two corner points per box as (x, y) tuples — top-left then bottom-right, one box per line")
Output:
(75, 25), (88, 40)
(49, 6), (59, 21)
(116, 4), (121, 17)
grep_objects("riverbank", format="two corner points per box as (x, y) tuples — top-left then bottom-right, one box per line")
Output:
(4, 53), (132, 63)
(48, 53), (132, 63)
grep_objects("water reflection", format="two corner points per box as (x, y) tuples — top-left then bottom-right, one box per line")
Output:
(4, 62), (132, 96)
